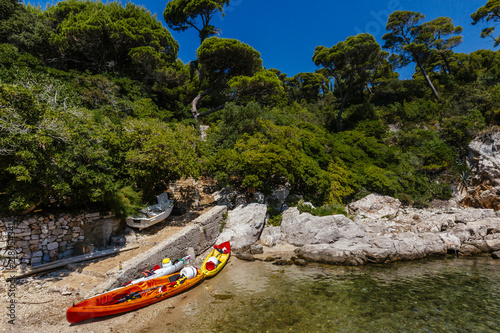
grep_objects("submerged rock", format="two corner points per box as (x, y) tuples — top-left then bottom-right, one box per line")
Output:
(291, 257), (307, 266)
(273, 259), (293, 266)
(235, 253), (255, 261)
(263, 255), (281, 262)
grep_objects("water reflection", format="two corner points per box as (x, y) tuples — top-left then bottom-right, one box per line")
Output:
(169, 257), (500, 332)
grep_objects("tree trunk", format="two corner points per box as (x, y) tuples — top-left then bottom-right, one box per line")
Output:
(191, 90), (226, 123)
(366, 83), (373, 95)
(416, 59), (440, 100)
(197, 104), (226, 118)
(441, 53), (452, 75)
(191, 91), (208, 123)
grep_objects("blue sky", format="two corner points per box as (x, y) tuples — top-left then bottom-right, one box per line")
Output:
(43, 0), (495, 78)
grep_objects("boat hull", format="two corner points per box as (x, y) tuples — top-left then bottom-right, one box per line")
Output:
(66, 269), (204, 324)
(126, 192), (174, 230)
(201, 241), (231, 277)
(125, 205), (173, 230)
(99, 256), (190, 295)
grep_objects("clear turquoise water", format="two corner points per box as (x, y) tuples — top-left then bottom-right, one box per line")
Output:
(169, 257), (500, 333)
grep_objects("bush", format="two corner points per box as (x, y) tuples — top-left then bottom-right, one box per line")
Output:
(296, 199), (347, 217)
(396, 193), (412, 206)
(106, 186), (143, 219)
(267, 214), (282, 227)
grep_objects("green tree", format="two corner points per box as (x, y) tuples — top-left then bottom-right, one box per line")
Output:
(207, 102), (264, 150)
(383, 11), (440, 100)
(285, 72), (328, 102)
(448, 49), (500, 83)
(211, 120), (331, 203)
(326, 161), (355, 204)
(124, 119), (205, 197)
(0, 1), (55, 62)
(228, 69), (285, 106)
(418, 17), (463, 75)
(0, 81), (127, 213)
(47, 1), (179, 76)
(191, 37), (262, 122)
(313, 33), (387, 131)
(471, 0), (500, 47)
(163, 0), (229, 43)
(0, 0), (21, 21)
(0, 4), (53, 59)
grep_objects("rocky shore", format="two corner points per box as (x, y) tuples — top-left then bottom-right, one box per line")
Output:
(217, 196), (500, 266)
(219, 129), (500, 265)
(2, 198), (499, 332)
(2, 130), (500, 332)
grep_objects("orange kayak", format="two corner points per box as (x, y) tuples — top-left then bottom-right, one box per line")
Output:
(66, 266), (204, 323)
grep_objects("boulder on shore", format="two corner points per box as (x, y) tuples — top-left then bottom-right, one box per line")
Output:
(260, 226), (283, 247)
(348, 193), (401, 219)
(463, 130), (500, 210)
(292, 207), (500, 265)
(217, 203), (267, 251)
(280, 207), (365, 246)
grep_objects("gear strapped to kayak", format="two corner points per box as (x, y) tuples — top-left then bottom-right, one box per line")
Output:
(204, 256), (221, 271)
(116, 291), (142, 304)
(66, 244), (230, 324)
(117, 255), (191, 288)
(66, 265), (205, 324)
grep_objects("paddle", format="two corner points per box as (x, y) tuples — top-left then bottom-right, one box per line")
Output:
(108, 271), (195, 305)
(109, 284), (168, 305)
(115, 292), (143, 304)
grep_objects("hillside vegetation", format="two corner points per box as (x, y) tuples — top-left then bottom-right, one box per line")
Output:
(1, 0), (499, 217)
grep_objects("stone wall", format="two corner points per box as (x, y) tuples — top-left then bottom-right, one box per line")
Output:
(0, 211), (121, 270)
(169, 177), (219, 213)
(93, 205), (227, 295)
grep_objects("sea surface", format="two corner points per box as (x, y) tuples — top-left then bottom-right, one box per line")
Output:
(165, 256), (500, 333)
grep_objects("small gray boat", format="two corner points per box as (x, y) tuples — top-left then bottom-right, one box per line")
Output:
(126, 192), (174, 230)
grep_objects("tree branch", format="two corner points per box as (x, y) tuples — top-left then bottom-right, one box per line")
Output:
(197, 104), (226, 118)
(190, 91), (209, 123)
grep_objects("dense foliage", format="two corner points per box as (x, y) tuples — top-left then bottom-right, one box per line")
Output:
(163, 0), (229, 43)
(0, 0), (499, 217)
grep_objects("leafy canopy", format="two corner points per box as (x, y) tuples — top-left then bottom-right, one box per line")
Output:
(0, 0), (21, 21)
(163, 0), (230, 43)
(228, 69), (285, 106)
(48, 0), (179, 75)
(418, 17), (463, 74)
(198, 37), (262, 85)
(313, 33), (387, 131)
(383, 10), (440, 100)
(471, 0), (500, 47)
(189, 37), (264, 121)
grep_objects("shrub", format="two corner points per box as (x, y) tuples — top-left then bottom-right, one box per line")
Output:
(106, 186), (143, 219)
(296, 199), (347, 217)
(396, 193), (412, 206)
(266, 204), (283, 226)
(267, 214), (282, 227)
